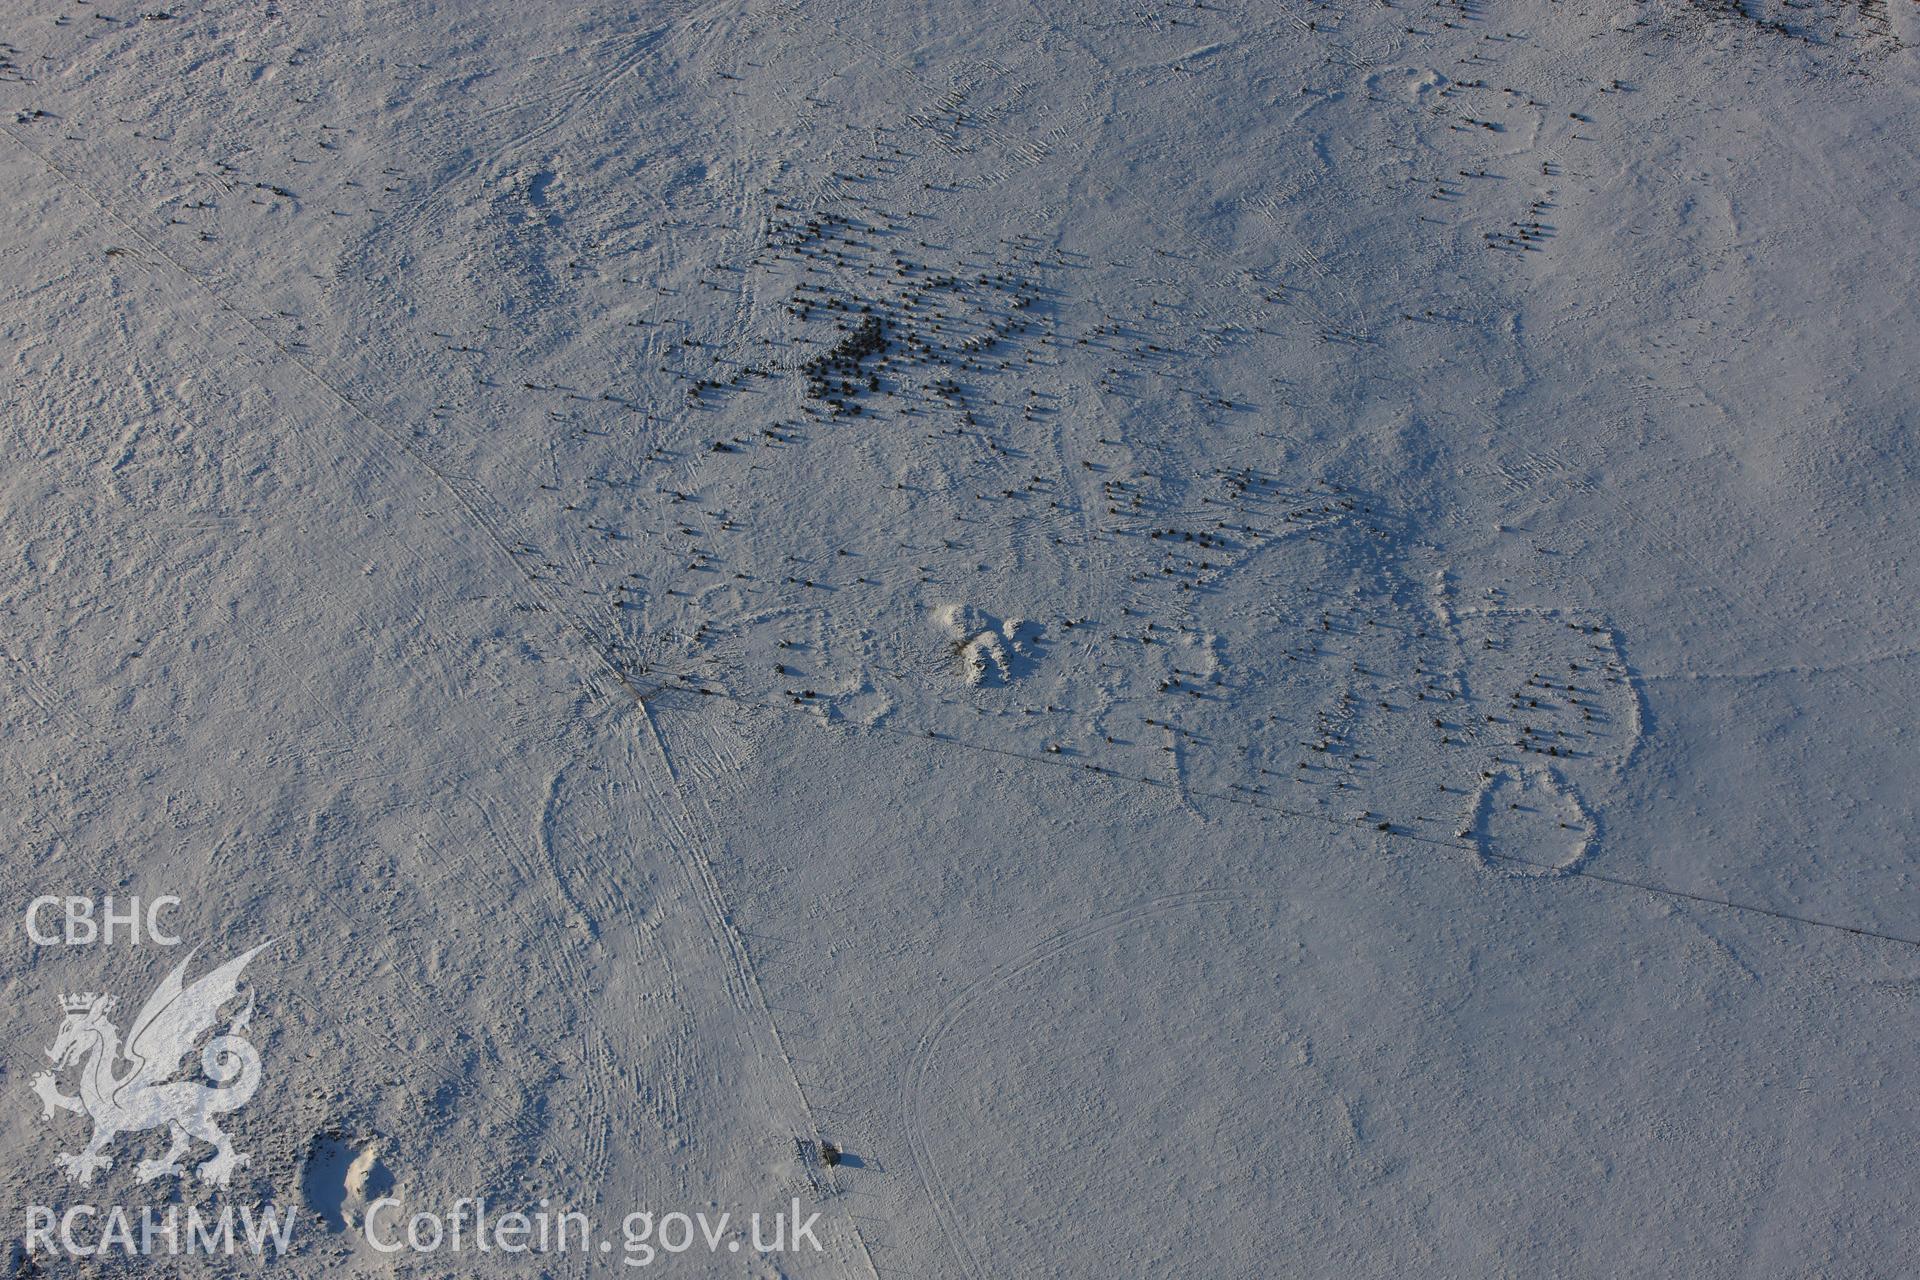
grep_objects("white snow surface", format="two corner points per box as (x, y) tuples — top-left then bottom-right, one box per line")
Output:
(2, 0), (1918, 1275)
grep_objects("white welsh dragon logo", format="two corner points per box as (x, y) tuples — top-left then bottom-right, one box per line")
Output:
(31, 942), (270, 1188)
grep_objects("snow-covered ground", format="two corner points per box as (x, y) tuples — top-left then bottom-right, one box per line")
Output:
(2, 0), (1917, 1274)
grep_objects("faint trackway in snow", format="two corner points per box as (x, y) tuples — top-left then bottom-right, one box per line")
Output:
(369, 0), (746, 250)
(1637, 648), (1920, 682)
(1, 120), (883, 1279)
(0, 123), (654, 712)
(901, 890), (1267, 1279)
(642, 677), (1920, 952)
(10, 32), (1918, 1278)
(1464, 390), (1920, 728)
(628, 707), (884, 1279)
(9, 98), (1908, 958)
